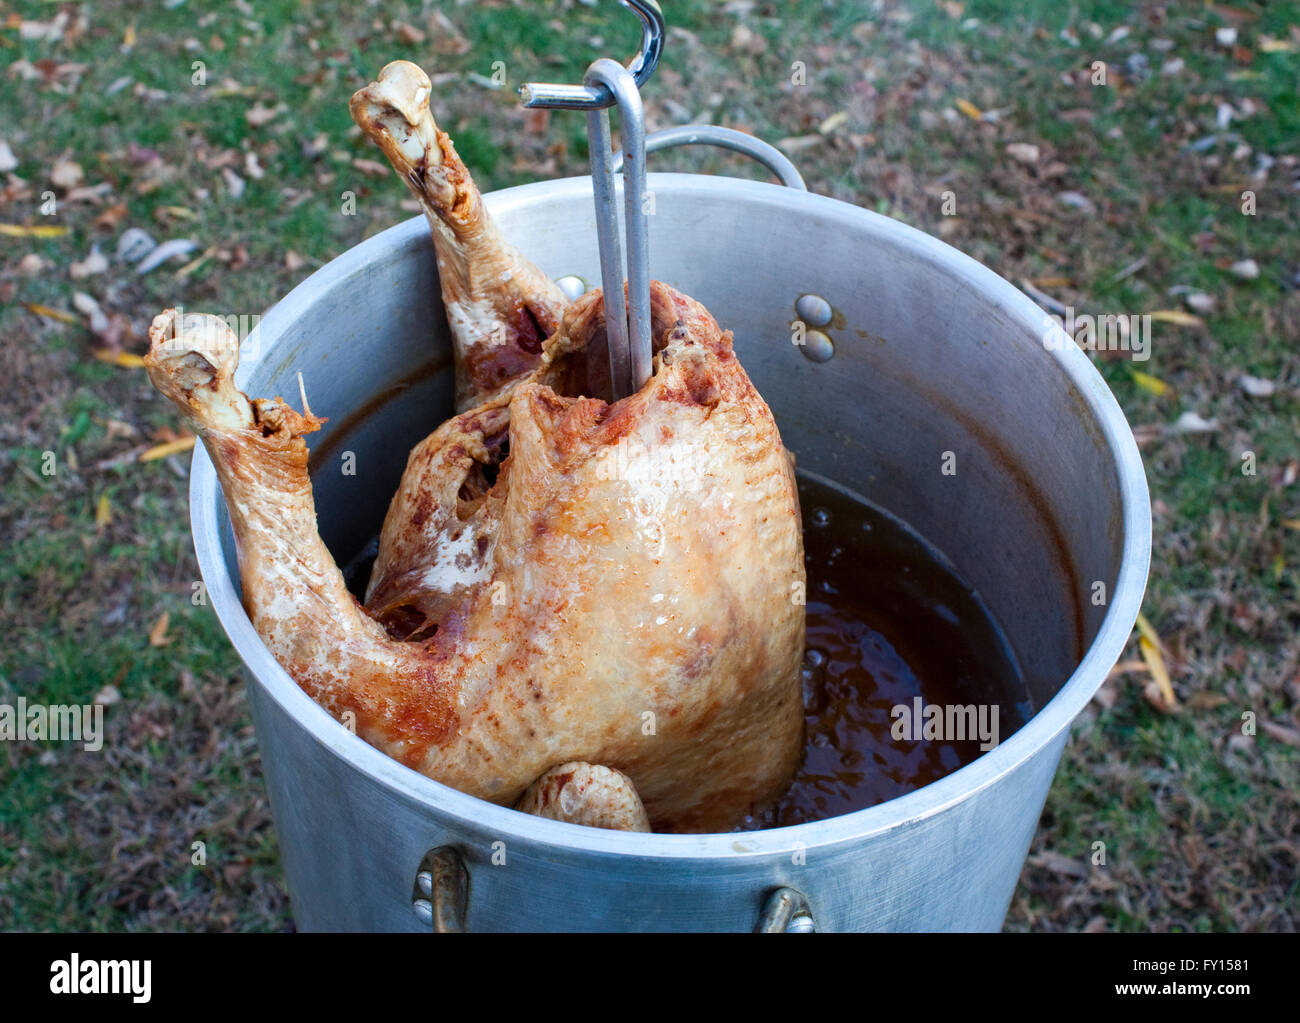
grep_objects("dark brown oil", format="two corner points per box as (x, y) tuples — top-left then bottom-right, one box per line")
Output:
(740, 471), (1032, 829)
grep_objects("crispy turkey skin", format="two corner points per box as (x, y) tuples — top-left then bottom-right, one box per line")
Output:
(147, 282), (805, 832)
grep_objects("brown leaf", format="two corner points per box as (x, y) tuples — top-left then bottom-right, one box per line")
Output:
(148, 612), (171, 647)
(1259, 721), (1300, 748)
(51, 157), (83, 191)
(245, 102), (283, 128)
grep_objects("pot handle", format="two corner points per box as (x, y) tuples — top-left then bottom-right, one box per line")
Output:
(613, 124), (807, 191)
(412, 847), (469, 933)
(755, 886), (817, 932)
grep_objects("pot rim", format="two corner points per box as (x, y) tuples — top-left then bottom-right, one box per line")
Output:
(190, 173), (1152, 859)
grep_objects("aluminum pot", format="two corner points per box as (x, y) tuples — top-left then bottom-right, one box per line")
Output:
(189, 171), (1150, 932)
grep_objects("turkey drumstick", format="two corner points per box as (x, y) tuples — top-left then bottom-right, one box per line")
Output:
(351, 60), (569, 411)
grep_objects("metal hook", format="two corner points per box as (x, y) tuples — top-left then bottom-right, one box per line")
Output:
(520, 0), (665, 111)
(585, 58), (652, 400)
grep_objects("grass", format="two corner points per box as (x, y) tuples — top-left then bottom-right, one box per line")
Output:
(1, 0), (1297, 931)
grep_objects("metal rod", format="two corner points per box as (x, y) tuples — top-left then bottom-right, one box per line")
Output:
(586, 104), (632, 399)
(585, 58), (652, 399)
(520, 0), (665, 111)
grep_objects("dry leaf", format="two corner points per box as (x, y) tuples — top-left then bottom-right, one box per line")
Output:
(1148, 309), (1205, 327)
(1238, 375), (1275, 397)
(1174, 411), (1219, 433)
(1131, 370), (1169, 396)
(1139, 635), (1178, 711)
(148, 612), (171, 647)
(818, 111), (849, 135)
(23, 302), (77, 324)
(1005, 142), (1040, 164)
(95, 493), (112, 530)
(955, 98), (982, 120)
(139, 436), (197, 461)
(0, 223), (69, 239)
(1259, 721), (1300, 748)
(51, 157), (84, 191)
(284, 249), (305, 271)
(92, 350), (146, 368)
(246, 102), (282, 128)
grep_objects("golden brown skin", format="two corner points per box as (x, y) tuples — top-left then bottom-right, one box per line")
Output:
(146, 282), (805, 832)
(350, 60), (568, 411)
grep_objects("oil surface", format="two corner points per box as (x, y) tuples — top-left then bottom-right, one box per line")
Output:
(740, 471), (1033, 830)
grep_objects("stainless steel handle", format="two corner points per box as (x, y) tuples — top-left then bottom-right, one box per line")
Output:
(615, 125), (807, 191)
(755, 887), (817, 932)
(412, 847), (469, 933)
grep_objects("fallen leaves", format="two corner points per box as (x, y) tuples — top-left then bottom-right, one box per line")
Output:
(23, 302), (77, 324)
(1005, 142), (1041, 164)
(0, 223), (68, 238)
(1148, 309), (1205, 328)
(1136, 613), (1179, 713)
(138, 436), (197, 462)
(148, 612), (171, 648)
(95, 493), (112, 531)
(1131, 370), (1170, 397)
(50, 156), (83, 191)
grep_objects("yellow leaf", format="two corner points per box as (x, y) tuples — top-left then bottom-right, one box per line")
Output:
(23, 302), (77, 324)
(1131, 370), (1169, 396)
(92, 350), (147, 368)
(148, 612), (171, 647)
(1148, 309), (1205, 327)
(1260, 36), (1295, 53)
(0, 223), (69, 238)
(123, 23), (135, 48)
(1274, 553), (1285, 582)
(1031, 276), (1073, 288)
(1281, 519), (1300, 531)
(95, 493), (111, 530)
(139, 436), (197, 462)
(1139, 635), (1178, 710)
(955, 98), (983, 120)
(1134, 611), (1164, 652)
(818, 111), (849, 134)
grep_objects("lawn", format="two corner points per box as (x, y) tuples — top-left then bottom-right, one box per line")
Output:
(1, 0), (1296, 931)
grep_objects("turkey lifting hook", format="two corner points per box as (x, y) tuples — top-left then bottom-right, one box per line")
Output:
(518, 2), (662, 401)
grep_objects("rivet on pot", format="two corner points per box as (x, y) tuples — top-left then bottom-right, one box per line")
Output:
(794, 293), (833, 328)
(416, 870), (433, 899)
(555, 274), (587, 300)
(801, 329), (834, 363)
(412, 898), (434, 926)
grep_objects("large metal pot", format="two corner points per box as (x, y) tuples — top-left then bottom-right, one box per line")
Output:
(190, 172), (1150, 931)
